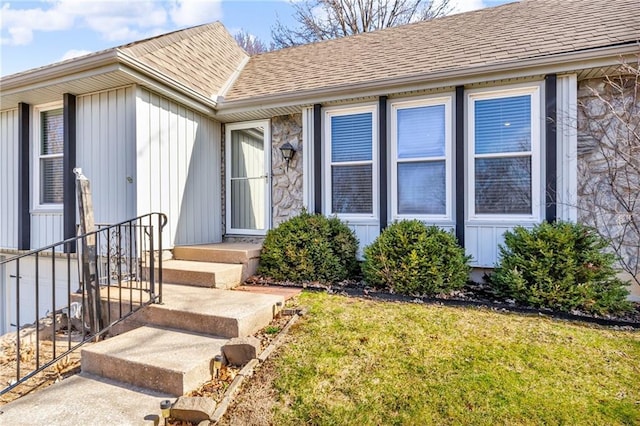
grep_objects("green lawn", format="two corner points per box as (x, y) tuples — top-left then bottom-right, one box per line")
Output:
(271, 292), (640, 425)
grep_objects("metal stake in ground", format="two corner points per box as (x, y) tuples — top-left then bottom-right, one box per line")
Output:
(74, 168), (103, 336)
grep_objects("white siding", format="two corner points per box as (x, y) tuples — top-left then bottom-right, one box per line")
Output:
(77, 86), (136, 224)
(466, 223), (534, 267)
(348, 222), (380, 259)
(302, 107), (315, 212)
(31, 213), (64, 249)
(136, 88), (222, 247)
(0, 109), (18, 249)
(556, 74), (578, 222)
(1, 255), (80, 335)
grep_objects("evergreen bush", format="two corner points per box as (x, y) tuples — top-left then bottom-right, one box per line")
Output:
(362, 220), (470, 295)
(489, 222), (631, 315)
(258, 211), (359, 283)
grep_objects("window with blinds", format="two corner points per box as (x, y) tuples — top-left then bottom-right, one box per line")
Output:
(39, 108), (64, 205)
(470, 89), (538, 217)
(327, 109), (376, 215)
(393, 101), (450, 216)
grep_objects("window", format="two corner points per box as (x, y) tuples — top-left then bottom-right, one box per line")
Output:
(391, 96), (452, 219)
(35, 105), (64, 208)
(468, 86), (541, 219)
(324, 105), (377, 217)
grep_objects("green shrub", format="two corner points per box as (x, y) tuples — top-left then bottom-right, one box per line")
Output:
(362, 220), (470, 295)
(258, 211), (359, 283)
(489, 222), (631, 315)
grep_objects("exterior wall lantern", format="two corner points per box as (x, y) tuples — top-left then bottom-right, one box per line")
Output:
(279, 142), (296, 171)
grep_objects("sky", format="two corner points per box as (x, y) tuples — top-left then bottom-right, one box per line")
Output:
(0, 0), (512, 77)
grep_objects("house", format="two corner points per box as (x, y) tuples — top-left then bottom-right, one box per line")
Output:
(1, 0), (639, 322)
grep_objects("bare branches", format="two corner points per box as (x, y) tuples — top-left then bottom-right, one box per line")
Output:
(272, 0), (452, 48)
(234, 30), (270, 55)
(577, 53), (640, 286)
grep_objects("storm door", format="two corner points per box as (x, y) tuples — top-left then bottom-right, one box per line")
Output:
(225, 121), (271, 235)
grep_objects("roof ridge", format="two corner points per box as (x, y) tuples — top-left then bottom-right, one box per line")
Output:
(252, 0), (522, 58)
(225, 0), (640, 102)
(118, 21), (223, 53)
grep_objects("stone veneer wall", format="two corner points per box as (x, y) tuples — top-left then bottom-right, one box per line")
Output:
(271, 114), (304, 227)
(577, 76), (640, 299)
(221, 114), (304, 243)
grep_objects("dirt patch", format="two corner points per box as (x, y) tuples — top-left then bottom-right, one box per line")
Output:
(0, 337), (82, 406)
(175, 308), (295, 407)
(216, 354), (281, 426)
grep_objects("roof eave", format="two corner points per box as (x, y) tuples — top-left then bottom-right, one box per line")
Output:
(1, 49), (218, 113)
(1, 49), (120, 91)
(217, 43), (639, 114)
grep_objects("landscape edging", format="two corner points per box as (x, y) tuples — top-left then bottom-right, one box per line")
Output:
(210, 308), (306, 424)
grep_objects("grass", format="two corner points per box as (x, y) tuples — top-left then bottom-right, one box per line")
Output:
(270, 292), (640, 425)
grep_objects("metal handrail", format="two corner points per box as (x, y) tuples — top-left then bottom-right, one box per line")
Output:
(0, 212), (167, 396)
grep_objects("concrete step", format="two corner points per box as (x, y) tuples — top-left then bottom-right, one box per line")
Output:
(82, 325), (227, 396)
(147, 259), (243, 289)
(173, 243), (262, 282)
(0, 373), (171, 425)
(115, 284), (285, 338)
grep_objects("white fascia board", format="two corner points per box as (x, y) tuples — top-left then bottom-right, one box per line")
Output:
(0, 50), (119, 91)
(118, 65), (215, 115)
(218, 44), (639, 114)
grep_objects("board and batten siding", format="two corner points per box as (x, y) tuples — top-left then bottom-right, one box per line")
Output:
(0, 109), (19, 249)
(76, 86), (136, 225)
(136, 88), (222, 248)
(32, 87), (137, 249)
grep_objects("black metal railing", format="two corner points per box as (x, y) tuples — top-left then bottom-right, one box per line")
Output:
(0, 212), (167, 396)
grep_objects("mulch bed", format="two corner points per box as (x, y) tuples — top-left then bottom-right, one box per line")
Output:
(245, 276), (640, 329)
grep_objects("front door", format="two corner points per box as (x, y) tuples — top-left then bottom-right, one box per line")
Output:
(226, 120), (271, 235)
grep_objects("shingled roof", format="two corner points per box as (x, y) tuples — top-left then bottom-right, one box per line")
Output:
(223, 0), (640, 103)
(120, 22), (248, 98)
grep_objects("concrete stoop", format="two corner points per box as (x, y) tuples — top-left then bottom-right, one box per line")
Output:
(115, 284), (284, 338)
(173, 242), (262, 283)
(152, 259), (244, 289)
(82, 325), (228, 396)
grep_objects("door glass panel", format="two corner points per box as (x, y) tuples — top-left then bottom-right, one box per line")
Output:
(231, 128), (265, 178)
(230, 127), (266, 231)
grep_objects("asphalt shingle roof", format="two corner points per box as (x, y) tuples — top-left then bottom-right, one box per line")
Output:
(224, 0), (640, 102)
(120, 22), (248, 98)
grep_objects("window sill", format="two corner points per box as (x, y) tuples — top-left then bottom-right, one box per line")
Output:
(31, 205), (64, 215)
(466, 216), (542, 225)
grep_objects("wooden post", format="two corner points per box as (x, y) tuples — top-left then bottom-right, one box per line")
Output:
(74, 168), (102, 335)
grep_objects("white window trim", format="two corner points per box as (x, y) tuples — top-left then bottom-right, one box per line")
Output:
(390, 94), (454, 223)
(467, 83), (543, 222)
(225, 119), (272, 236)
(32, 101), (64, 213)
(323, 103), (379, 221)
